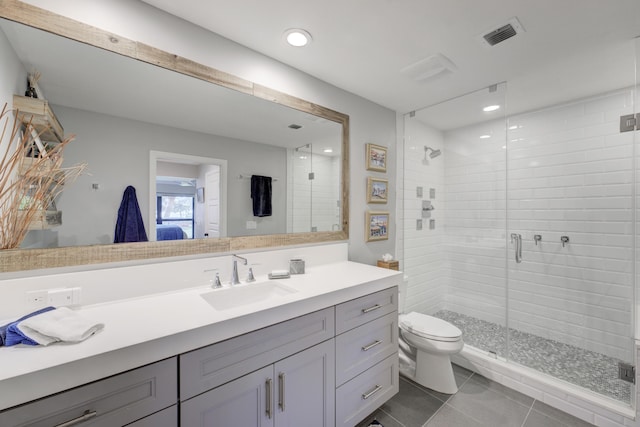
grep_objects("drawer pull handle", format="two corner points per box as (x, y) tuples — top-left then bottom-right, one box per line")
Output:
(278, 372), (286, 411)
(362, 340), (382, 352)
(361, 304), (381, 314)
(362, 385), (383, 400)
(266, 378), (273, 419)
(55, 410), (97, 427)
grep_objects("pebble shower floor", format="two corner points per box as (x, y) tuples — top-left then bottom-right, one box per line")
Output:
(434, 310), (631, 404)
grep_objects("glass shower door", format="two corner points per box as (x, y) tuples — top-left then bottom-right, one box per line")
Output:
(504, 38), (638, 405)
(402, 83), (508, 358)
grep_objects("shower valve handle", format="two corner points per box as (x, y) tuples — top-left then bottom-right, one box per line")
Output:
(510, 233), (522, 263)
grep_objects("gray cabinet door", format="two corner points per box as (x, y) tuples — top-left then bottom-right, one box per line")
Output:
(181, 365), (275, 427)
(274, 339), (335, 427)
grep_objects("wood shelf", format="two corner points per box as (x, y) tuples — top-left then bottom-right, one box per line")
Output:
(13, 96), (66, 230)
(22, 209), (62, 230)
(13, 94), (64, 143)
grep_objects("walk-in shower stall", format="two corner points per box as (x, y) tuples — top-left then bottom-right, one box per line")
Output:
(400, 39), (639, 411)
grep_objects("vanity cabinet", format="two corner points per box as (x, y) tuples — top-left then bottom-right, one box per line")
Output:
(0, 284), (400, 427)
(334, 287), (399, 427)
(181, 340), (335, 427)
(0, 357), (177, 427)
(180, 307), (335, 427)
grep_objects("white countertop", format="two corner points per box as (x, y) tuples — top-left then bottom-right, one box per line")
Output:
(0, 261), (401, 410)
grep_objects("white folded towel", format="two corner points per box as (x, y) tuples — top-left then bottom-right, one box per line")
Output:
(17, 307), (104, 346)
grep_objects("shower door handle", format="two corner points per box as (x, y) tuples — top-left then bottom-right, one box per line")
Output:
(510, 233), (522, 263)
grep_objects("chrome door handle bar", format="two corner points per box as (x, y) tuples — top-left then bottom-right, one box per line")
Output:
(510, 233), (522, 263)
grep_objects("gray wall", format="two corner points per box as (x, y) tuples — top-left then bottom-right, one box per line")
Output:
(55, 106), (287, 246)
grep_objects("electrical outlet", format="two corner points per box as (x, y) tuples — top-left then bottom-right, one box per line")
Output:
(26, 290), (47, 308)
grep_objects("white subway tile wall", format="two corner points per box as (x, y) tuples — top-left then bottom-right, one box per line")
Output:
(287, 152), (340, 233)
(504, 89), (635, 362)
(401, 122), (447, 316)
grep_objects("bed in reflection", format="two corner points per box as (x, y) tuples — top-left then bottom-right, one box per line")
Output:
(156, 224), (187, 241)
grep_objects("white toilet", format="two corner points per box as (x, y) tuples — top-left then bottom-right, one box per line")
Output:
(399, 311), (464, 394)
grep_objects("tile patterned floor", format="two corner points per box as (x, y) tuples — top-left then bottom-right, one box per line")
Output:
(433, 310), (632, 404)
(357, 365), (596, 427)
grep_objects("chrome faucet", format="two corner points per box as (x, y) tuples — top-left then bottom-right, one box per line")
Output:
(230, 254), (248, 285)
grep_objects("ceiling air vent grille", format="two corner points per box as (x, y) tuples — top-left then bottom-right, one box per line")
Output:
(480, 17), (525, 47)
(484, 24), (517, 46)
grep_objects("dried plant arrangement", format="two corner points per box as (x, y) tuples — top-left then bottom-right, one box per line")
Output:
(0, 102), (86, 249)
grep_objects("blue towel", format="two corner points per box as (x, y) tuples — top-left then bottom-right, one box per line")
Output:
(250, 175), (272, 217)
(114, 185), (148, 243)
(0, 306), (55, 347)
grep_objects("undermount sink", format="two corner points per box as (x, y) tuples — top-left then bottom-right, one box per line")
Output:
(200, 281), (298, 311)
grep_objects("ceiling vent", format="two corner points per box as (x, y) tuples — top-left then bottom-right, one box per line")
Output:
(481, 17), (525, 47)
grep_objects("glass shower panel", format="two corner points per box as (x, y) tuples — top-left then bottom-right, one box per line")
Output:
(310, 151), (341, 232)
(505, 38), (638, 404)
(402, 84), (508, 358)
(289, 145), (312, 233)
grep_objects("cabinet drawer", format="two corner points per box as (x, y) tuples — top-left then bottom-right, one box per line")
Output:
(335, 287), (397, 334)
(336, 311), (398, 386)
(0, 357), (177, 427)
(180, 307), (335, 400)
(128, 405), (177, 427)
(335, 355), (399, 427)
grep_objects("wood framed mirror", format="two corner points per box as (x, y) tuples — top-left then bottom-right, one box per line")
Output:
(0, 0), (349, 273)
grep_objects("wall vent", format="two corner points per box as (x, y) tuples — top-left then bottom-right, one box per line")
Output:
(480, 17), (525, 47)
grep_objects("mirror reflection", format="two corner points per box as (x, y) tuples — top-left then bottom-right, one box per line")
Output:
(0, 18), (343, 249)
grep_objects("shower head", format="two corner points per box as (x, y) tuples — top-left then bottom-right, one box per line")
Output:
(424, 146), (442, 159)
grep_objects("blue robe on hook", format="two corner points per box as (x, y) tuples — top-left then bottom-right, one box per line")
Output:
(114, 185), (148, 243)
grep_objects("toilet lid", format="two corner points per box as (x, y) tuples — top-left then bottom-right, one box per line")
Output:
(400, 312), (462, 342)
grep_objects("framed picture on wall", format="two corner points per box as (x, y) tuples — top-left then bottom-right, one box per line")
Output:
(367, 177), (388, 204)
(366, 143), (387, 172)
(366, 211), (390, 242)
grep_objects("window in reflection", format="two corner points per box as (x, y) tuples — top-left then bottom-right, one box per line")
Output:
(156, 195), (194, 240)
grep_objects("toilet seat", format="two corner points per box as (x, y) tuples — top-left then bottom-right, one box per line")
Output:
(400, 312), (462, 342)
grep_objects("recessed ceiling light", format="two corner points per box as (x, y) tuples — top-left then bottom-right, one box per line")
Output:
(480, 134), (491, 139)
(483, 105), (500, 112)
(323, 148), (333, 153)
(284, 29), (312, 47)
